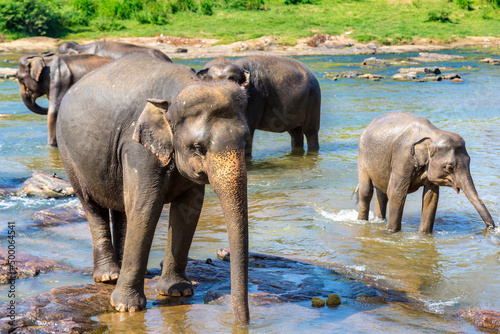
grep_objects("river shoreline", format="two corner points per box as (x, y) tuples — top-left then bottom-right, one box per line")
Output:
(1, 35), (499, 59)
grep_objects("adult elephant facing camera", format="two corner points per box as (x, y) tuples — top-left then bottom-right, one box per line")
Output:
(56, 55), (250, 324)
(357, 111), (495, 233)
(199, 55), (321, 156)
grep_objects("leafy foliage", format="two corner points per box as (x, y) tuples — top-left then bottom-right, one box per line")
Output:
(0, 0), (64, 37)
(427, 9), (452, 23)
(456, 0), (473, 10)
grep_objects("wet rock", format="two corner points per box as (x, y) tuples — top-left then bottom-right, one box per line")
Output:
(311, 296), (326, 308)
(0, 247), (66, 283)
(451, 78), (465, 83)
(0, 250), (419, 333)
(479, 58), (500, 65)
(358, 73), (384, 81)
(441, 73), (461, 80)
(356, 294), (387, 304)
(32, 200), (86, 226)
(392, 72), (418, 81)
(216, 247), (230, 261)
(326, 294), (342, 306)
(410, 52), (464, 62)
(361, 57), (397, 66)
(0, 67), (17, 79)
(17, 172), (74, 198)
(414, 76), (442, 82)
(398, 67), (453, 74)
(457, 309), (500, 331)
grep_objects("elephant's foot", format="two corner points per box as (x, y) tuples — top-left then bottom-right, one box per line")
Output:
(111, 286), (146, 312)
(93, 262), (120, 283)
(156, 274), (193, 297)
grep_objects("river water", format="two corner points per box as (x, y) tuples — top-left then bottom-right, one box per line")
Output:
(0, 49), (499, 333)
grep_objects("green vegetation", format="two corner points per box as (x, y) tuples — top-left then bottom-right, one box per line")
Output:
(1, 0), (500, 45)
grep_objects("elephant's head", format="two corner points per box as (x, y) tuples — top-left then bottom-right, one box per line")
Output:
(133, 81), (250, 324)
(57, 41), (80, 55)
(412, 133), (495, 229)
(197, 64), (250, 87)
(17, 54), (53, 115)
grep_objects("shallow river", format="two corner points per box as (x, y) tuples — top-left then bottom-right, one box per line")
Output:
(0, 49), (499, 333)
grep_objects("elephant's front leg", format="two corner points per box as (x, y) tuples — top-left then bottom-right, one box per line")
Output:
(419, 184), (439, 234)
(111, 193), (164, 312)
(157, 185), (205, 297)
(47, 100), (59, 147)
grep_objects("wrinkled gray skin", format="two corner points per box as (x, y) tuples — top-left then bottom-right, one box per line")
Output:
(17, 53), (112, 147)
(199, 55), (321, 156)
(56, 55), (250, 324)
(357, 112), (495, 233)
(57, 41), (172, 62)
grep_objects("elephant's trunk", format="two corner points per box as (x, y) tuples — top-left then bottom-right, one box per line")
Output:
(456, 171), (495, 229)
(20, 84), (48, 115)
(208, 149), (250, 325)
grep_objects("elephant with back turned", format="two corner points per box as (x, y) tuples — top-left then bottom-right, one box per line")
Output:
(199, 55), (321, 156)
(57, 41), (172, 62)
(56, 54), (250, 324)
(357, 111), (495, 233)
(17, 53), (113, 147)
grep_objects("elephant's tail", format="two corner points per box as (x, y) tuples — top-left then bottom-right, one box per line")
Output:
(353, 186), (360, 204)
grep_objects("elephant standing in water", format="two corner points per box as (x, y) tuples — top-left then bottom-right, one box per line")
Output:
(199, 55), (321, 156)
(57, 41), (172, 62)
(17, 53), (112, 147)
(357, 112), (495, 233)
(56, 55), (250, 324)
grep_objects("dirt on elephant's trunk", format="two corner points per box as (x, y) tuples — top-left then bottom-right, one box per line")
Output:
(20, 84), (48, 115)
(208, 149), (250, 325)
(457, 171), (496, 229)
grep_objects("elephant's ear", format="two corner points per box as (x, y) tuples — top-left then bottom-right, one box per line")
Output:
(196, 68), (209, 80)
(133, 99), (174, 167)
(29, 57), (45, 82)
(410, 137), (432, 167)
(241, 70), (250, 88)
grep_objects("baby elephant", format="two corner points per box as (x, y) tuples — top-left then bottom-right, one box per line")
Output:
(357, 112), (495, 233)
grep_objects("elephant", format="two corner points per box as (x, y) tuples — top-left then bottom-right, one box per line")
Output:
(17, 53), (113, 147)
(56, 54), (250, 324)
(199, 55), (321, 156)
(57, 41), (172, 62)
(357, 111), (495, 233)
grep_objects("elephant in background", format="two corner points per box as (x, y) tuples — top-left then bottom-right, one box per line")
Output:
(199, 55), (321, 156)
(17, 53), (113, 147)
(57, 41), (172, 62)
(357, 111), (495, 233)
(56, 55), (250, 324)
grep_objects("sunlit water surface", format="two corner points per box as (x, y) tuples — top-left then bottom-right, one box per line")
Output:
(0, 49), (499, 333)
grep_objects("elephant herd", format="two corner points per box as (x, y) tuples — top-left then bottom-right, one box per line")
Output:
(16, 41), (495, 325)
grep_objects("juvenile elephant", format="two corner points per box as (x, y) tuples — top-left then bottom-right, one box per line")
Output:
(199, 55), (321, 156)
(357, 112), (495, 233)
(17, 53), (113, 147)
(56, 55), (250, 324)
(57, 41), (172, 62)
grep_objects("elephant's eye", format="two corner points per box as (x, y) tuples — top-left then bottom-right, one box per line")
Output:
(445, 164), (454, 173)
(192, 143), (207, 156)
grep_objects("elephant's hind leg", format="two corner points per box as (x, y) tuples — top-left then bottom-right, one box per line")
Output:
(374, 189), (388, 220)
(288, 126), (305, 153)
(357, 173), (373, 221)
(110, 210), (127, 267)
(80, 199), (120, 283)
(157, 185), (205, 297)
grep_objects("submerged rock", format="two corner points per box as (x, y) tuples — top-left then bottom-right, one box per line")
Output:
(17, 172), (74, 198)
(0, 247), (67, 283)
(479, 58), (500, 65)
(410, 52), (464, 62)
(33, 200), (86, 226)
(457, 309), (500, 331)
(392, 72), (418, 81)
(311, 297), (326, 308)
(326, 294), (342, 306)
